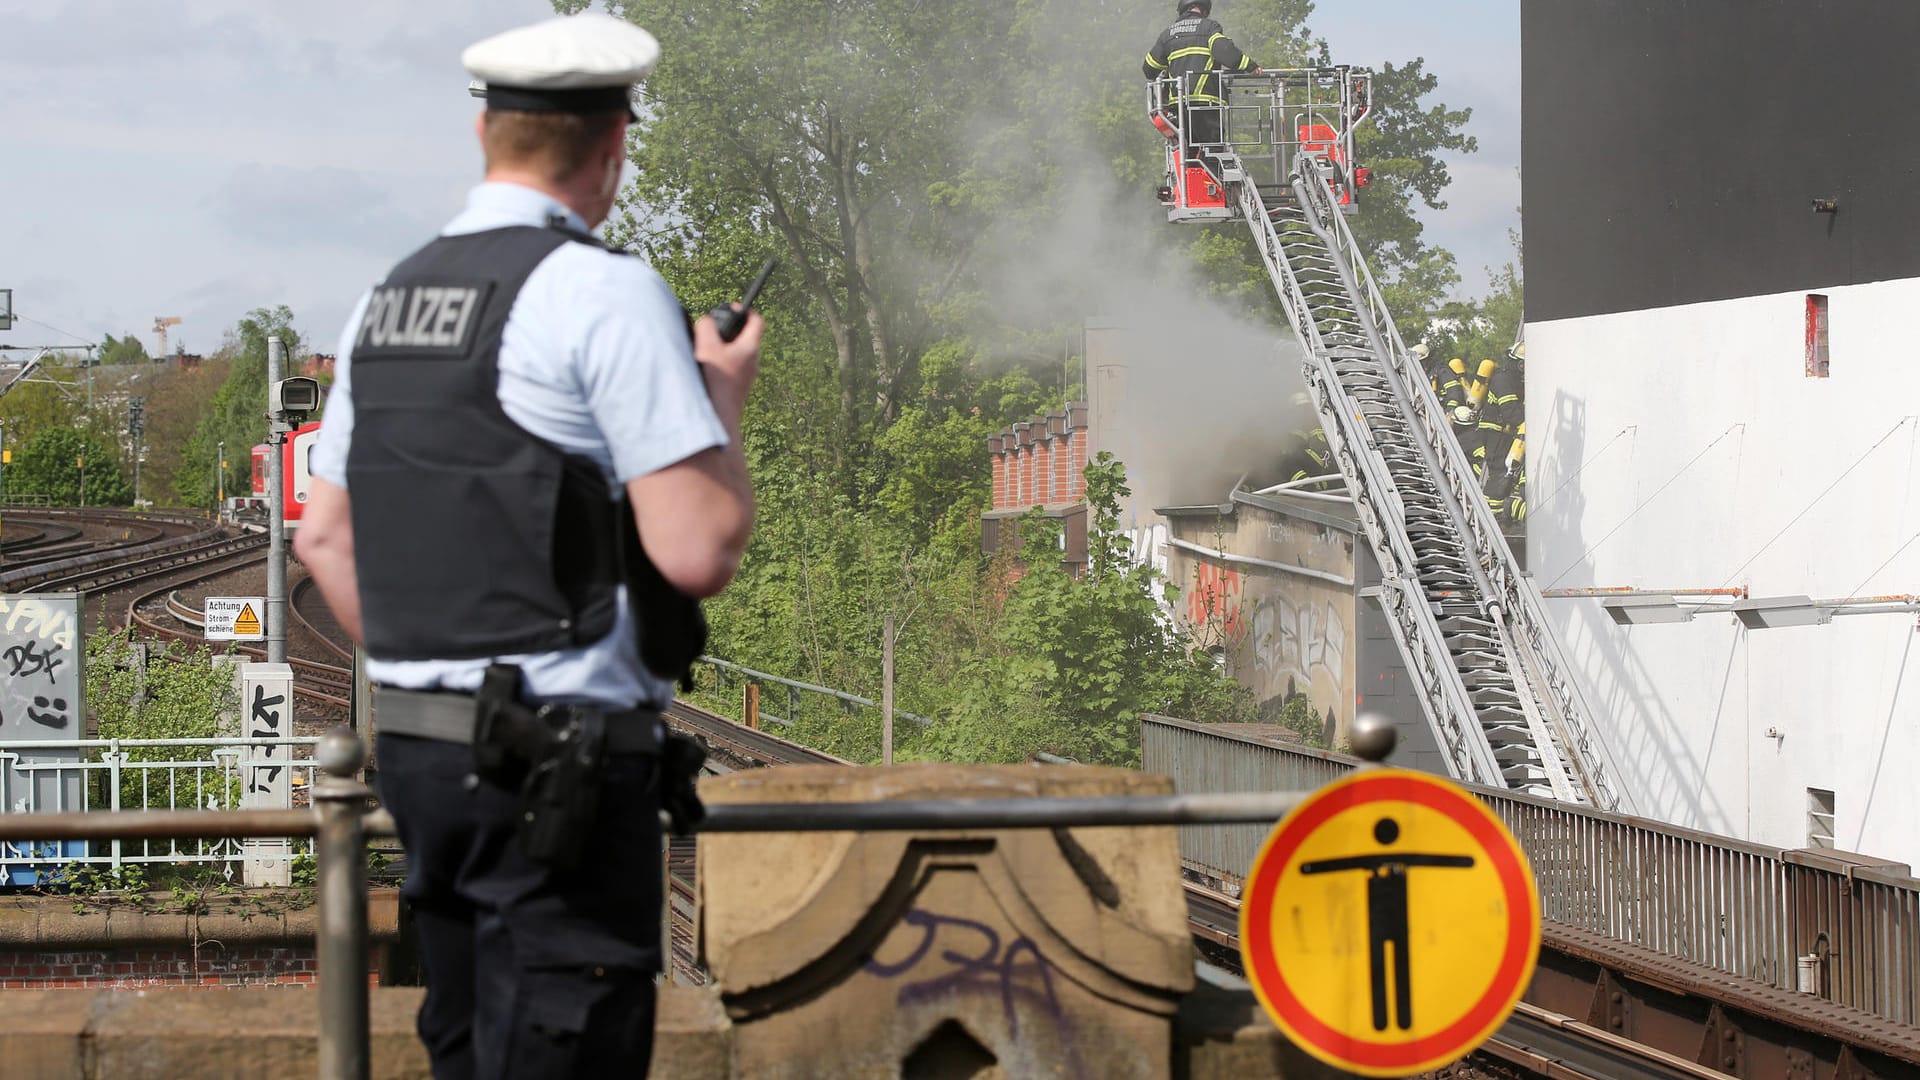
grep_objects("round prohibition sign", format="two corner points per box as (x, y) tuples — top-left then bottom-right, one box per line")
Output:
(1238, 769), (1540, 1077)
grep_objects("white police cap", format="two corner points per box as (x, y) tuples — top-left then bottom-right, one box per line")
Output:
(463, 12), (659, 117)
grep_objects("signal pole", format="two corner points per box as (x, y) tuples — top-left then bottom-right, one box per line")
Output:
(266, 336), (288, 665)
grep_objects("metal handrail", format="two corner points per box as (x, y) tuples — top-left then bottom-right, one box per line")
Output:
(1141, 715), (1920, 1028)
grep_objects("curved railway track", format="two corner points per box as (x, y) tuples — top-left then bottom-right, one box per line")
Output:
(151, 583), (352, 710)
(0, 506), (352, 711)
(0, 508), (209, 575)
(290, 576), (353, 665)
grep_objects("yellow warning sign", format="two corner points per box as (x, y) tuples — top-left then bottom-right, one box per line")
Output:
(1239, 769), (1540, 1077)
(204, 596), (267, 642)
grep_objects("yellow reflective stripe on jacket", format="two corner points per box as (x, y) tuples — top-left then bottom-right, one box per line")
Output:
(1144, 52), (1167, 70)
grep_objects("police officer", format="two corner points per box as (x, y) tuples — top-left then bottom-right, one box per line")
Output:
(296, 12), (761, 1078)
(1143, 0), (1262, 157)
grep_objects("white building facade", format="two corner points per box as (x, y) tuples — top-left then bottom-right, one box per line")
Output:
(1524, 0), (1920, 865)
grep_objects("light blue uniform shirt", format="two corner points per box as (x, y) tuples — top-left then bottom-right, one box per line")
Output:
(309, 182), (728, 708)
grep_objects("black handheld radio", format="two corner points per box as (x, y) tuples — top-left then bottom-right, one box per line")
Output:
(710, 258), (777, 342)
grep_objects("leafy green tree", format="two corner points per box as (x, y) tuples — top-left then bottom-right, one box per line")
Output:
(591, 0), (1485, 764)
(10, 426), (130, 506)
(84, 630), (240, 810)
(97, 333), (151, 366)
(0, 379), (85, 465)
(175, 307), (304, 506)
(921, 454), (1252, 765)
(1424, 230), (1523, 368)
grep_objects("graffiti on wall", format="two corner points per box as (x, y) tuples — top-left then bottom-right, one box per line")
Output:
(0, 594), (86, 881)
(0, 595), (81, 737)
(1252, 594), (1347, 687)
(1185, 562), (1246, 644)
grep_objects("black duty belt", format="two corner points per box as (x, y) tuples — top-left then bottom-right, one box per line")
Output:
(373, 686), (664, 755)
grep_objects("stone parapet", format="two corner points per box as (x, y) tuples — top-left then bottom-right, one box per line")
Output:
(700, 763), (1193, 1079)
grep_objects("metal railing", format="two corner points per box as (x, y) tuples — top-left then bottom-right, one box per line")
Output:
(0, 736), (317, 871)
(0, 729), (381, 1080)
(1141, 714), (1920, 1027)
(0, 726), (1338, 1080)
(696, 655), (932, 728)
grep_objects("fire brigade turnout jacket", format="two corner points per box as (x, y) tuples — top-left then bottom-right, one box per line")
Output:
(1142, 13), (1256, 104)
(344, 223), (705, 677)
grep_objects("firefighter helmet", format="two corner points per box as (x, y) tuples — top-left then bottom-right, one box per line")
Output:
(1410, 343), (1430, 362)
(1178, 0), (1212, 16)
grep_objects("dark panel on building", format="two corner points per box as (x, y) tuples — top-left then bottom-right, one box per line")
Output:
(1524, 1), (1920, 321)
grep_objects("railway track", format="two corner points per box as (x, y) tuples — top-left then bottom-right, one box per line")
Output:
(291, 576), (353, 665)
(0, 507), (231, 588)
(153, 585), (351, 709)
(657, 701), (847, 983)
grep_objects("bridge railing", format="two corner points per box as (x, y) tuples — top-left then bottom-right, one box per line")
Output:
(1141, 713), (1920, 1027)
(0, 736), (318, 872)
(0, 726), (1333, 1080)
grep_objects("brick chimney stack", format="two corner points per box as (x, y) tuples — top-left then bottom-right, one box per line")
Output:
(987, 402), (1090, 511)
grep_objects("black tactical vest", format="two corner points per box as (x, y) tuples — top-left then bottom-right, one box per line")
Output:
(345, 224), (705, 678)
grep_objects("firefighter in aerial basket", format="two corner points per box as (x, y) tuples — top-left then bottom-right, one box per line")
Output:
(297, 11), (758, 1077)
(1143, 0), (1263, 161)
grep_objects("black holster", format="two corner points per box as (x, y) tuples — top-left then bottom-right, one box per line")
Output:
(474, 665), (608, 871)
(660, 732), (708, 835)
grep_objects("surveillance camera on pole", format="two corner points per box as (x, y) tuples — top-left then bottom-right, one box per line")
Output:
(262, 345), (313, 665)
(270, 376), (321, 429)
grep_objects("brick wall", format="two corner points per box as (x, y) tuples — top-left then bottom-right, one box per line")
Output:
(989, 435), (1007, 507)
(0, 945), (384, 989)
(988, 402), (1090, 512)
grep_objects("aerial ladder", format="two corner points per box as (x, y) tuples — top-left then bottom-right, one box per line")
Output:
(1149, 70), (1625, 809)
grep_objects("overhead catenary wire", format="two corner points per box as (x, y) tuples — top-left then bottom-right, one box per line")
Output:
(9, 313), (98, 348)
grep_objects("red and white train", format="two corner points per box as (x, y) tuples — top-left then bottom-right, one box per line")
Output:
(249, 420), (321, 529)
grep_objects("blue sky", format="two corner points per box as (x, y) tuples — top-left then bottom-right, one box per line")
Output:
(0, 0), (1520, 357)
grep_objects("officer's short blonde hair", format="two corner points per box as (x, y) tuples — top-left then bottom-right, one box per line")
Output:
(482, 110), (624, 183)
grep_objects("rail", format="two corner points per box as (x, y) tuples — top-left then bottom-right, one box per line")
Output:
(1142, 714), (1920, 1029)
(696, 655), (933, 728)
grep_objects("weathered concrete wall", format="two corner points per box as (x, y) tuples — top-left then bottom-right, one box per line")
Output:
(701, 764), (1195, 1079)
(0, 988), (432, 1079)
(1162, 500), (1359, 742)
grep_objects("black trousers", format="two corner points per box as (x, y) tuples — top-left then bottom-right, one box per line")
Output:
(378, 733), (663, 1080)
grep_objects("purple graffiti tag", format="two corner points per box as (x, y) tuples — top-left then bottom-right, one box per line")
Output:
(864, 908), (1087, 1079)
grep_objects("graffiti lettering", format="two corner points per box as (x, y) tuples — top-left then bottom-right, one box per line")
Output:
(0, 596), (78, 651)
(865, 908), (1085, 1077)
(247, 684), (288, 794)
(250, 686), (286, 729)
(1254, 595), (1346, 684)
(4, 640), (64, 684)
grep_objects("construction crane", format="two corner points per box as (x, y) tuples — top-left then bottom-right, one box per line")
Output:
(1149, 70), (1625, 810)
(152, 316), (181, 357)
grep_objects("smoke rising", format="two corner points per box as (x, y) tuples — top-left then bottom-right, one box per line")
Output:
(965, 111), (1317, 516)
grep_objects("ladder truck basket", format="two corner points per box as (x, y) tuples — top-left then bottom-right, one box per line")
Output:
(1148, 67), (1372, 223)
